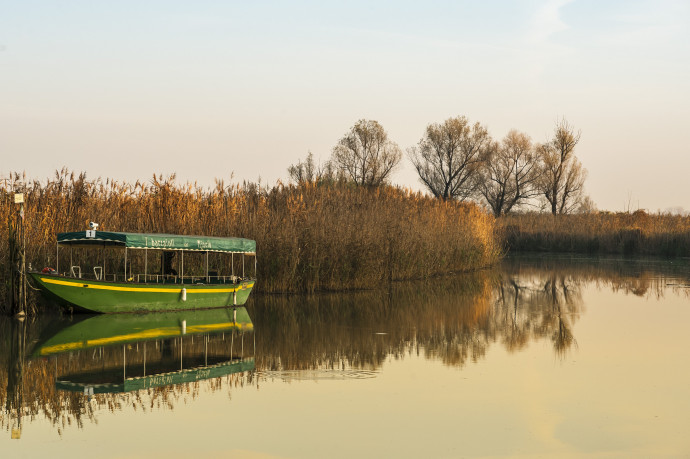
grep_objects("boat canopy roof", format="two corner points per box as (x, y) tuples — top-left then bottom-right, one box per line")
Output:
(57, 231), (256, 254)
(56, 359), (255, 394)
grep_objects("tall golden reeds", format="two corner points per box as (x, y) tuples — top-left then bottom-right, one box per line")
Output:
(0, 169), (500, 310)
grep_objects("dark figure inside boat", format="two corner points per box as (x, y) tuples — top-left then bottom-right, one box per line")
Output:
(162, 251), (178, 276)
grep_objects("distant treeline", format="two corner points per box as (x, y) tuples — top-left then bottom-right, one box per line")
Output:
(293, 116), (591, 217)
(0, 170), (500, 309)
(500, 211), (690, 256)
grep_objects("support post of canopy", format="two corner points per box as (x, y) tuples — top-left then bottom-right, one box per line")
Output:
(181, 251), (184, 283)
(124, 247), (128, 282)
(206, 251), (209, 283)
(231, 253), (234, 281)
(144, 248), (148, 282)
(242, 254), (245, 279)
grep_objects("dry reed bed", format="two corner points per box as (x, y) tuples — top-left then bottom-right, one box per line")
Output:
(0, 170), (500, 306)
(500, 211), (690, 256)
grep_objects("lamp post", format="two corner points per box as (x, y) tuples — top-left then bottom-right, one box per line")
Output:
(10, 192), (26, 317)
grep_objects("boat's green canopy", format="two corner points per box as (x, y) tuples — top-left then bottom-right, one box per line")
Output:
(57, 231), (256, 254)
(56, 359), (255, 394)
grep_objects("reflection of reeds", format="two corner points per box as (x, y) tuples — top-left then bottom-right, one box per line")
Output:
(0, 319), (252, 435)
(500, 211), (690, 256)
(0, 170), (500, 311)
(250, 273), (494, 371)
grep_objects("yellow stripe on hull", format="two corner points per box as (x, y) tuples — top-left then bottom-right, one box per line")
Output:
(31, 272), (255, 313)
(39, 322), (254, 355)
(41, 276), (254, 293)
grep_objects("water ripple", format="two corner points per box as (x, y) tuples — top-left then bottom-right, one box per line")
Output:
(256, 369), (378, 381)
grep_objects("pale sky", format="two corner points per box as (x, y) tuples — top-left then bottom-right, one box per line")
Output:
(1, 0), (688, 211)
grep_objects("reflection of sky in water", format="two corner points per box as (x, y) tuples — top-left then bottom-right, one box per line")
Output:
(2, 256), (690, 457)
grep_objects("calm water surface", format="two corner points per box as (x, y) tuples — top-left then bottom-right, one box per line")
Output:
(2, 255), (690, 458)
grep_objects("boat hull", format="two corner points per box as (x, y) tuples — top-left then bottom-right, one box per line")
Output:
(29, 273), (255, 313)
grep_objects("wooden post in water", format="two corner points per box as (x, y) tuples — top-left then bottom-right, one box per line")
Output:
(9, 192), (27, 317)
(6, 189), (13, 314)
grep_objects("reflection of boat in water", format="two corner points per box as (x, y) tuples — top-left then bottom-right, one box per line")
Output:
(29, 230), (257, 313)
(33, 308), (253, 356)
(57, 359), (255, 394)
(31, 308), (255, 394)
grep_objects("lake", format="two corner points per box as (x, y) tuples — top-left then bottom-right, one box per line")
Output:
(2, 255), (689, 458)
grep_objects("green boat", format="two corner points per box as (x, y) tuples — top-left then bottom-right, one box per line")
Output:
(29, 229), (257, 313)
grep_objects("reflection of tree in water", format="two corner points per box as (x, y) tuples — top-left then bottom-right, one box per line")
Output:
(505, 255), (690, 299)
(496, 255), (690, 356)
(493, 272), (582, 357)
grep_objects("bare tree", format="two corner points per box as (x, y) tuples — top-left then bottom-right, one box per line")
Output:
(409, 116), (492, 201)
(288, 151), (318, 184)
(287, 152), (339, 185)
(480, 130), (542, 216)
(576, 195), (597, 214)
(537, 119), (587, 214)
(331, 119), (402, 187)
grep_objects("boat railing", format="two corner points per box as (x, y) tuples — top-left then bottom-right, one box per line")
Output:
(133, 274), (246, 285)
(70, 265), (82, 278)
(57, 270), (251, 285)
